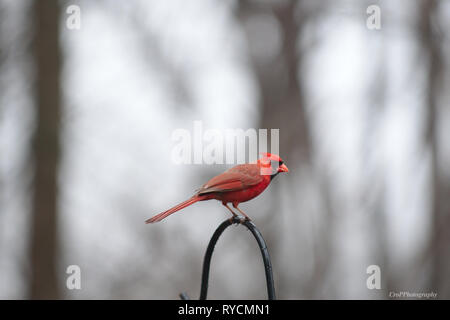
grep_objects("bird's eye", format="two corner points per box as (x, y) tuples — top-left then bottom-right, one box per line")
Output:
(279, 161), (284, 166)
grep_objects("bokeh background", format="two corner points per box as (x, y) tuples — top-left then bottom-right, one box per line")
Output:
(1, 0), (449, 299)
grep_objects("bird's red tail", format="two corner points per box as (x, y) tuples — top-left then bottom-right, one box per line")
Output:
(145, 195), (204, 223)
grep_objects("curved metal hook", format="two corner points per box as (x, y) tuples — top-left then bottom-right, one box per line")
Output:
(180, 216), (276, 300)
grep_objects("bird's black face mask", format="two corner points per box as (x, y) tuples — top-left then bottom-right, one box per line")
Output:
(270, 160), (284, 180)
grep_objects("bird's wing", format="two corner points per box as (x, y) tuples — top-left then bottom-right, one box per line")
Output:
(197, 164), (262, 194)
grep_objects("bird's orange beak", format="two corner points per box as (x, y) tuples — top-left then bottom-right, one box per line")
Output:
(278, 163), (289, 173)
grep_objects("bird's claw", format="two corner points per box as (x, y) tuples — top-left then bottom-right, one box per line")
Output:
(228, 216), (244, 224)
(228, 215), (251, 225)
(237, 215), (248, 224)
(228, 216), (239, 224)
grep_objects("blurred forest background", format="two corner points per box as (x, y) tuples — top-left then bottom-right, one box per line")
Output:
(0, 0), (449, 299)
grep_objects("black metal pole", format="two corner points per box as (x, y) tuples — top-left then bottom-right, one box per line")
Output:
(242, 219), (276, 300)
(199, 218), (234, 300)
(197, 216), (276, 300)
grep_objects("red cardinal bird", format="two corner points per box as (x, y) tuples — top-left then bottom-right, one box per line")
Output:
(146, 153), (288, 223)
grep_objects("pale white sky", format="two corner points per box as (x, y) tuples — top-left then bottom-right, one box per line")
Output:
(1, 0), (447, 298)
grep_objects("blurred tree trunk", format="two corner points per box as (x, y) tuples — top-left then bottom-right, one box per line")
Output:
(364, 45), (391, 297)
(237, 0), (327, 298)
(30, 0), (61, 299)
(419, 0), (450, 298)
(237, 0), (311, 163)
